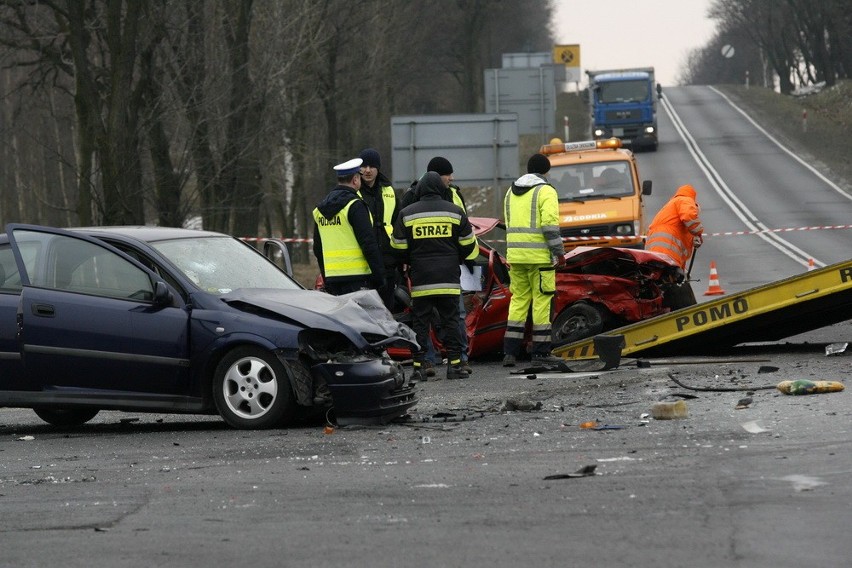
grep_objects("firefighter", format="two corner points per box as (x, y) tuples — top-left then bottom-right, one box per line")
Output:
(391, 171), (478, 382)
(645, 183), (704, 270)
(400, 156), (467, 211)
(502, 154), (567, 367)
(401, 156), (474, 375)
(312, 158), (385, 296)
(357, 148), (401, 310)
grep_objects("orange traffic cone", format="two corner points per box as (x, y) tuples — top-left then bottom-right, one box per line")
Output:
(703, 261), (726, 296)
(807, 258), (815, 271)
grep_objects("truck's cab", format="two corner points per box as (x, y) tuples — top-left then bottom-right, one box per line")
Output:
(539, 138), (652, 250)
(587, 67), (658, 151)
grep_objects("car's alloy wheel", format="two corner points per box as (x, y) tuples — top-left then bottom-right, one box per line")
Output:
(552, 303), (607, 345)
(33, 407), (99, 427)
(213, 346), (295, 429)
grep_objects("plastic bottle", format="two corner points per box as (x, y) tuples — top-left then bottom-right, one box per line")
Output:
(776, 380), (845, 395)
(651, 400), (688, 420)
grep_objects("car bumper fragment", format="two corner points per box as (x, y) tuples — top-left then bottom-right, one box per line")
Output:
(312, 358), (418, 425)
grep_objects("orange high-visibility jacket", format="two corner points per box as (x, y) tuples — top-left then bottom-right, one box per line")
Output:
(645, 184), (704, 268)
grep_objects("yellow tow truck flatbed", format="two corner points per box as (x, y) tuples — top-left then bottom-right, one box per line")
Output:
(553, 259), (852, 360)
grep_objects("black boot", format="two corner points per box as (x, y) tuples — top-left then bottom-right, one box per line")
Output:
(446, 362), (469, 380)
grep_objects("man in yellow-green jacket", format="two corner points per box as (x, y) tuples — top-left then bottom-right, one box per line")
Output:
(502, 154), (567, 367)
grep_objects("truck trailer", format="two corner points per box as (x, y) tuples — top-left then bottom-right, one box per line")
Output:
(586, 67), (658, 151)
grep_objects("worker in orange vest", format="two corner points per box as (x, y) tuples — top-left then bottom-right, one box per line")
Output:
(645, 184), (704, 269)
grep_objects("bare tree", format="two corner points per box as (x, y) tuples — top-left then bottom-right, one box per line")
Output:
(1, 0), (558, 236)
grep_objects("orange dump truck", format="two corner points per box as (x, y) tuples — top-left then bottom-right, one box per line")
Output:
(539, 138), (652, 250)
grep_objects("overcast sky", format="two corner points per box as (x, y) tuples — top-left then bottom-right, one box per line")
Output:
(552, 0), (718, 86)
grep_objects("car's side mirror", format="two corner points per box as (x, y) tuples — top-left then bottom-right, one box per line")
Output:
(153, 281), (174, 307)
(642, 180), (652, 196)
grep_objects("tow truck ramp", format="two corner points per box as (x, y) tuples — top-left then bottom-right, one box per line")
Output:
(553, 258), (852, 361)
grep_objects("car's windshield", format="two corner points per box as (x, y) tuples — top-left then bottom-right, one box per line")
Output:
(548, 161), (634, 201)
(598, 79), (649, 103)
(153, 236), (301, 295)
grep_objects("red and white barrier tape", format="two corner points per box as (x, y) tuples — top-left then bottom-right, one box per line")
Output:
(240, 224), (852, 244)
(559, 223), (852, 242)
(241, 237), (312, 243)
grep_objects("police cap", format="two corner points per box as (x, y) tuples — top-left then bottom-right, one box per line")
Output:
(333, 158), (363, 177)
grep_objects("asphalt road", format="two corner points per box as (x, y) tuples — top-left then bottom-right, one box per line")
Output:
(2, 321), (851, 567)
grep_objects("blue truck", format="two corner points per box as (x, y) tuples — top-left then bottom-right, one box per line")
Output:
(586, 67), (659, 152)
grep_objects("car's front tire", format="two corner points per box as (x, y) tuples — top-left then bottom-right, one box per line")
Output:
(33, 407), (99, 427)
(213, 346), (295, 429)
(552, 302), (608, 345)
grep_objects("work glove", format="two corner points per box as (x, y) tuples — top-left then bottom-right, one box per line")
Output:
(553, 253), (567, 267)
(693, 235), (703, 248)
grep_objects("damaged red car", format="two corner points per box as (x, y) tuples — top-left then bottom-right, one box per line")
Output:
(387, 217), (695, 359)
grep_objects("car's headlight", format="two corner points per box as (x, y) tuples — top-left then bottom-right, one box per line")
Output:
(614, 224), (634, 235)
(594, 128), (605, 137)
(298, 329), (361, 360)
(644, 126), (656, 134)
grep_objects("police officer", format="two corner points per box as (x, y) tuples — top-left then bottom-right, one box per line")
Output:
(312, 158), (385, 295)
(357, 148), (401, 310)
(502, 154), (567, 367)
(391, 171), (478, 381)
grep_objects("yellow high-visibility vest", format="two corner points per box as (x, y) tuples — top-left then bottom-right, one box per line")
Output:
(504, 183), (558, 264)
(312, 199), (373, 277)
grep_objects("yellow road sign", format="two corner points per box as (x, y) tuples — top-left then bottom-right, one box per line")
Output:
(553, 44), (580, 67)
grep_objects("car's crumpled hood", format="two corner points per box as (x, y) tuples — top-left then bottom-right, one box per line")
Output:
(221, 288), (418, 349)
(561, 246), (681, 271)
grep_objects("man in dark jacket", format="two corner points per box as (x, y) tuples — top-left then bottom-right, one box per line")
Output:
(312, 158), (385, 295)
(399, 156), (473, 375)
(358, 148), (401, 310)
(391, 172), (478, 381)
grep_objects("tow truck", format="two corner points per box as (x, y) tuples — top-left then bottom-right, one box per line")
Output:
(553, 258), (852, 361)
(539, 138), (652, 250)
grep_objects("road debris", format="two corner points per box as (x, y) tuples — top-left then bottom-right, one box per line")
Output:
(543, 464), (597, 480)
(667, 372), (776, 392)
(741, 420), (770, 433)
(776, 379), (845, 395)
(651, 400), (688, 420)
(780, 474), (828, 492)
(825, 342), (848, 356)
(501, 399), (542, 412)
(735, 397), (753, 409)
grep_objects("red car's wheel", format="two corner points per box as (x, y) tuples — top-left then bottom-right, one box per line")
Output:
(552, 303), (608, 345)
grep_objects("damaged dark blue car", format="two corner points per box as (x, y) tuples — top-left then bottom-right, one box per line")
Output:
(0, 224), (418, 429)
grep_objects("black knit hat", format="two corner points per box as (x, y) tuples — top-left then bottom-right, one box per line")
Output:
(527, 153), (551, 175)
(427, 156), (453, 176)
(359, 148), (381, 169)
